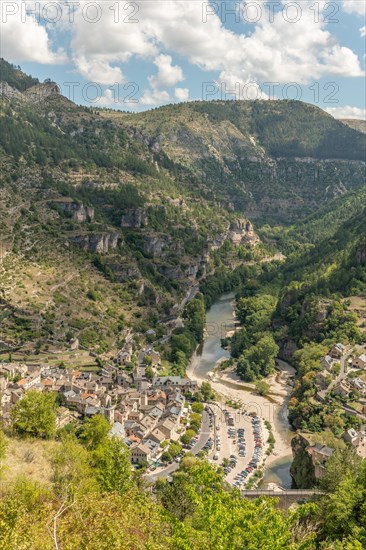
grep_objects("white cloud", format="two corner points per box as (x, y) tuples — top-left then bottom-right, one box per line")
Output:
(0, 2), (66, 64)
(149, 55), (184, 88)
(325, 105), (366, 119)
(1, 0), (364, 106)
(141, 88), (170, 105)
(342, 0), (366, 16)
(175, 87), (189, 101)
(73, 56), (124, 85)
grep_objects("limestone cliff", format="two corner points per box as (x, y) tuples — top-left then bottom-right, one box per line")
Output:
(50, 200), (94, 223)
(290, 434), (316, 489)
(121, 209), (147, 228)
(69, 233), (118, 254)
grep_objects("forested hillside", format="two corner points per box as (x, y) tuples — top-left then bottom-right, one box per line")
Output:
(1, 60), (366, 546)
(1, 60), (364, 359)
(1, 418), (366, 549)
(102, 99), (366, 222)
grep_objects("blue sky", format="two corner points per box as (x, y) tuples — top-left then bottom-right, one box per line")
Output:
(1, 1), (365, 117)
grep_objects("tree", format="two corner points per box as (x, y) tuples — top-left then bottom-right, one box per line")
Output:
(180, 429), (196, 445)
(145, 365), (154, 380)
(50, 434), (95, 497)
(293, 343), (327, 376)
(91, 436), (132, 495)
(11, 390), (57, 439)
(0, 430), (6, 460)
(191, 402), (204, 414)
(183, 293), (206, 342)
(80, 414), (110, 450)
(332, 362), (341, 376)
(201, 381), (215, 401)
(255, 380), (270, 396)
(190, 413), (202, 425)
(236, 294), (276, 333)
(161, 451), (172, 464)
(237, 334), (279, 381)
(169, 442), (182, 458)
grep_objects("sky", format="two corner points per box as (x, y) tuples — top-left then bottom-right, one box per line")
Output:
(1, 0), (365, 117)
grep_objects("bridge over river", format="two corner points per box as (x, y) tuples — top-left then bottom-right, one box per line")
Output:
(241, 488), (323, 509)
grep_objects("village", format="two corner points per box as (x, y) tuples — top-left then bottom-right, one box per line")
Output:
(0, 335), (203, 468)
(294, 343), (366, 480)
(313, 342), (366, 456)
(1, 336), (366, 484)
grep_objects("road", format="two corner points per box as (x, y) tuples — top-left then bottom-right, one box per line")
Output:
(144, 405), (211, 482)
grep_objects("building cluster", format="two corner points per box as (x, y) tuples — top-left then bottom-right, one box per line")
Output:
(307, 443), (334, 479)
(0, 349), (198, 466)
(314, 344), (366, 417)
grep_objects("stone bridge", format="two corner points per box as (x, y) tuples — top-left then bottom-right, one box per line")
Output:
(241, 488), (323, 509)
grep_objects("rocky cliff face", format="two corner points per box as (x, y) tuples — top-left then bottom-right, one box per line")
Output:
(107, 262), (142, 282)
(278, 339), (299, 361)
(24, 82), (60, 102)
(229, 219), (259, 247)
(0, 82), (23, 101)
(69, 233), (118, 254)
(0, 81), (60, 103)
(50, 201), (94, 223)
(121, 209), (147, 228)
(290, 434), (316, 489)
(356, 245), (366, 264)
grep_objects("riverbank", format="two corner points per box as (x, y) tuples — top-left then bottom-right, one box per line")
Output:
(187, 354), (295, 478)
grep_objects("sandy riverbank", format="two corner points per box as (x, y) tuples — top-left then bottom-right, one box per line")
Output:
(186, 357), (296, 471)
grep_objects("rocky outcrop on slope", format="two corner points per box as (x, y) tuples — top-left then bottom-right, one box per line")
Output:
(229, 219), (259, 247)
(50, 200), (94, 223)
(121, 209), (148, 228)
(69, 233), (118, 254)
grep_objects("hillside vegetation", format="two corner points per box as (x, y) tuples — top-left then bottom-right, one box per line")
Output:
(1, 416), (366, 549)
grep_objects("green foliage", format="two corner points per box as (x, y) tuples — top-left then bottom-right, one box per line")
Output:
(0, 430), (6, 479)
(11, 391), (57, 439)
(236, 294), (277, 330)
(312, 450), (366, 546)
(183, 293), (206, 343)
(49, 434), (95, 496)
(0, 58), (39, 91)
(0, 430), (6, 460)
(145, 365), (154, 380)
(90, 436), (132, 495)
(191, 402), (204, 414)
(255, 380), (270, 396)
(169, 442), (182, 458)
(161, 451), (172, 463)
(292, 343), (328, 376)
(237, 334), (279, 381)
(180, 429), (196, 445)
(200, 381), (215, 401)
(156, 457), (311, 548)
(79, 414), (110, 450)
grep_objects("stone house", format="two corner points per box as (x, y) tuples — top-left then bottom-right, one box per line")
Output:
(330, 343), (346, 359)
(307, 443), (333, 479)
(354, 354), (366, 370)
(320, 356), (334, 372)
(131, 444), (152, 464)
(333, 380), (351, 398)
(314, 370), (331, 390)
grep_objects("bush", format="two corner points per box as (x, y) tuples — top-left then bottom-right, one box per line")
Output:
(191, 402), (204, 414)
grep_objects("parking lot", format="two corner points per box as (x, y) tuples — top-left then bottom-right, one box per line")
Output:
(203, 404), (268, 488)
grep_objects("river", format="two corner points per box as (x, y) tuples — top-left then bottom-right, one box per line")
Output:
(190, 291), (294, 488)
